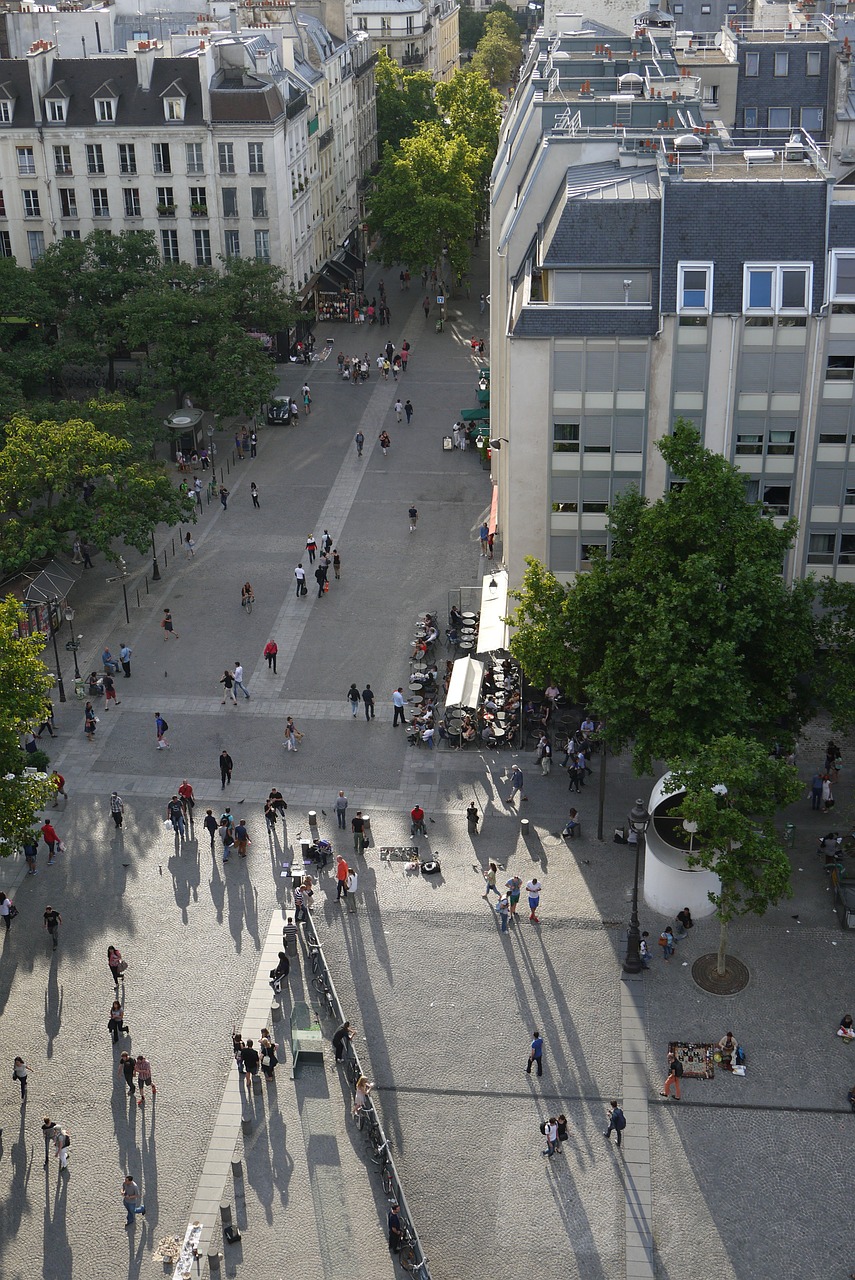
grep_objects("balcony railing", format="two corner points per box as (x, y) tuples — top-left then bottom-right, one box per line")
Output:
(318, 125), (334, 151)
(354, 51), (378, 78)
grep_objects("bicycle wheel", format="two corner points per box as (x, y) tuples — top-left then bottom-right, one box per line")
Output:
(344, 1056), (359, 1085)
(399, 1243), (417, 1274)
(354, 1107), (366, 1131)
(312, 974), (329, 995)
(381, 1164), (395, 1197)
(309, 945), (322, 974)
(246, 597), (253, 615)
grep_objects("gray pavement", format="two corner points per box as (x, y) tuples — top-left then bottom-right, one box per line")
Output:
(1, 247), (854, 1280)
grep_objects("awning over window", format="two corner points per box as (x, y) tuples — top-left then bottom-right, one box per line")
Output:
(476, 568), (509, 655)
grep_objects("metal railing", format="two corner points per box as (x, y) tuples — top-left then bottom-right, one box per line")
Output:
(303, 915), (431, 1278)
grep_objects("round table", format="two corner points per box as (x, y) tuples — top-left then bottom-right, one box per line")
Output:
(462, 612), (477, 622)
(458, 640), (474, 651)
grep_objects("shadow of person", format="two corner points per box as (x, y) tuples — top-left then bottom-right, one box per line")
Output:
(44, 956), (64, 1059)
(43, 1155), (72, 1280)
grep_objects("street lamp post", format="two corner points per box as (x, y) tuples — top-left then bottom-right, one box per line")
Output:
(150, 528), (161, 582)
(63, 607), (81, 679)
(46, 601), (66, 704)
(623, 797), (651, 974)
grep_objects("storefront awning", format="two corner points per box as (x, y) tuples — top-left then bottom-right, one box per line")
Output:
(337, 247), (364, 275)
(325, 259), (354, 286)
(476, 568), (510, 656)
(445, 656), (485, 714)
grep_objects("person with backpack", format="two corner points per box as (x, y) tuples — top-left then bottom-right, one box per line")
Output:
(661, 1049), (684, 1100)
(604, 1101), (626, 1147)
(659, 925), (675, 961)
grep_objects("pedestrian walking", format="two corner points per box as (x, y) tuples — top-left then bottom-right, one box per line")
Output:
(351, 811), (366, 855)
(194, 476), (203, 507)
(661, 1049), (683, 1100)
(362, 685), (375, 720)
(302, 384), (312, 414)
(355, 431), (365, 457)
(108, 999), (128, 1042)
(482, 861), (500, 900)
(110, 792), (125, 829)
(505, 764), (525, 805)
(178, 780), (195, 826)
(84, 700), (97, 742)
(404, 399), (414, 424)
(410, 804), (427, 837)
(235, 819), (250, 858)
(526, 1029), (544, 1077)
(393, 398), (403, 423)
(249, 481), (260, 509)
(347, 683), (360, 717)
(408, 504), (418, 532)
(166, 795), (186, 838)
(538, 736), (552, 775)
(321, 529), (333, 554)
(119, 643), (132, 678)
(219, 821), (235, 863)
(487, 531), (494, 559)
(423, 295), (430, 320)
(219, 750), (234, 788)
(233, 662), (251, 700)
(306, 535), (317, 564)
(51, 771), (67, 807)
(810, 771), (823, 810)
(336, 855), (349, 900)
(640, 932), (652, 969)
(54, 1126), (71, 1171)
(121, 1174), (145, 1226)
(260, 1030), (279, 1080)
(392, 688), (408, 726)
(108, 945), (126, 989)
(134, 1054), (156, 1105)
(335, 791), (348, 830)
(284, 716), (302, 751)
(542, 1116), (558, 1157)
(525, 877), (542, 923)
(823, 774), (834, 811)
(42, 1117), (57, 1165)
(241, 1039), (260, 1082)
(43, 904), (62, 950)
(117, 1052), (135, 1096)
(378, 431), (391, 458)
(333, 549), (341, 579)
(234, 431), (244, 460)
(41, 819), (60, 863)
(479, 521), (489, 555)
(315, 565), (326, 597)
(12, 1056), (29, 1100)
(0, 892), (14, 930)
(467, 802), (480, 834)
(480, 293), (486, 314)
(35, 701), (56, 738)
(220, 669), (237, 704)
(264, 640), (278, 673)
(203, 809), (218, 852)
(295, 563), (307, 596)
(346, 865), (358, 913)
(496, 895), (510, 931)
(23, 841), (37, 874)
(604, 1101), (626, 1147)
(184, 531), (196, 559)
(161, 609), (179, 640)
(659, 925), (675, 961)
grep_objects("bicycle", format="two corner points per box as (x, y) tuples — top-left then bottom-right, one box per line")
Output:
(398, 1228), (430, 1277)
(312, 973), (330, 995)
(242, 594), (254, 615)
(307, 942), (323, 975)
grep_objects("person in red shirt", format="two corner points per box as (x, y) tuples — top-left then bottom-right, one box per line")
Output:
(410, 805), (426, 837)
(335, 855), (349, 901)
(41, 821), (60, 862)
(50, 772), (66, 807)
(263, 641), (278, 674)
(178, 780), (195, 822)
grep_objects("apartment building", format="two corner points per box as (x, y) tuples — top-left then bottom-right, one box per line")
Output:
(489, 12), (855, 586)
(0, 12), (375, 292)
(351, 0), (460, 79)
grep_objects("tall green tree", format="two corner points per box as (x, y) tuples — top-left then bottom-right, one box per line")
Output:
(375, 49), (438, 152)
(815, 576), (855, 732)
(435, 70), (503, 188)
(470, 18), (521, 86)
(665, 736), (800, 974)
(0, 412), (194, 573)
(0, 597), (58, 854)
(459, 5), (485, 51)
(367, 123), (479, 276)
(217, 256), (301, 336)
(508, 422), (817, 772)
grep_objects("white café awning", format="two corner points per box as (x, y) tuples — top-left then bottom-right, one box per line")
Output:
(475, 568), (509, 655)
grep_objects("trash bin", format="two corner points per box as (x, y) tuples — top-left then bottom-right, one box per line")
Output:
(784, 822), (795, 847)
(442, 435), (453, 451)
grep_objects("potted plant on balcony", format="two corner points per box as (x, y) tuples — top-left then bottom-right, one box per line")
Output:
(156, 202), (175, 216)
(190, 202), (207, 216)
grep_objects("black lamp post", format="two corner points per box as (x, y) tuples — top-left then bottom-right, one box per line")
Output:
(623, 797), (650, 974)
(46, 600), (66, 704)
(64, 606), (81, 679)
(151, 528), (161, 582)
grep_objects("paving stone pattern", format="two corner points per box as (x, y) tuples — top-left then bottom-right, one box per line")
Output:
(0, 251), (853, 1280)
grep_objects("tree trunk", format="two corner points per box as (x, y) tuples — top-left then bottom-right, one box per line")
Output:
(716, 917), (729, 976)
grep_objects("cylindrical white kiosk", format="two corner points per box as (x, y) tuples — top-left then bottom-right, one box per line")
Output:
(643, 774), (720, 918)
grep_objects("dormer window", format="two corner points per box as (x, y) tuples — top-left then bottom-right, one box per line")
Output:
(161, 80), (187, 122)
(45, 80), (69, 123)
(0, 84), (15, 124)
(92, 81), (119, 124)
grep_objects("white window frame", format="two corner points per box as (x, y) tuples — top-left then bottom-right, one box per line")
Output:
(743, 263), (812, 315)
(830, 250), (855, 302)
(774, 51), (789, 76)
(47, 99), (65, 122)
(806, 50), (822, 76)
(164, 97), (184, 122)
(0, 100), (11, 123)
(767, 106), (792, 130)
(677, 261), (714, 315)
(800, 106), (823, 134)
(745, 50), (760, 76)
(95, 97), (115, 122)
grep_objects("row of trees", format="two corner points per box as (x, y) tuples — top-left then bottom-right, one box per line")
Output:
(0, 230), (300, 574)
(508, 422), (852, 970)
(367, 8), (517, 277)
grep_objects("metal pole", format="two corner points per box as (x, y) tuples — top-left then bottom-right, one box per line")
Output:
(66, 617), (81, 679)
(122, 582), (130, 625)
(597, 727), (607, 841)
(623, 830), (644, 974)
(49, 605), (66, 703)
(151, 530), (161, 582)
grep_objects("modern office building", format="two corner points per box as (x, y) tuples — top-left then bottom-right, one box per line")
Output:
(489, 10), (855, 586)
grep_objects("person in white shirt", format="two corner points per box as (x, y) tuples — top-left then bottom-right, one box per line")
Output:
(346, 866), (358, 914)
(233, 662), (250, 700)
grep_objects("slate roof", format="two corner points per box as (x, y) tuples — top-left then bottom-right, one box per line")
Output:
(541, 163), (660, 268)
(0, 56), (205, 129)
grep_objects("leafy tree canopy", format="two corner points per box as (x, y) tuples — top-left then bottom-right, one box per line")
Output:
(435, 70), (503, 187)
(367, 123), (478, 276)
(470, 24), (521, 86)
(459, 5), (485, 50)
(665, 735), (799, 972)
(375, 50), (438, 152)
(0, 597), (56, 855)
(508, 422), (817, 771)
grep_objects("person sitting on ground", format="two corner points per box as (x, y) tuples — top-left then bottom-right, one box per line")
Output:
(839, 1014), (855, 1041)
(562, 809), (580, 838)
(674, 907), (694, 939)
(718, 1031), (738, 1069)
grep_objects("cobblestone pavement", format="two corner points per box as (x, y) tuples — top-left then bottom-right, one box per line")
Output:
(1, 250), (854, 1280)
